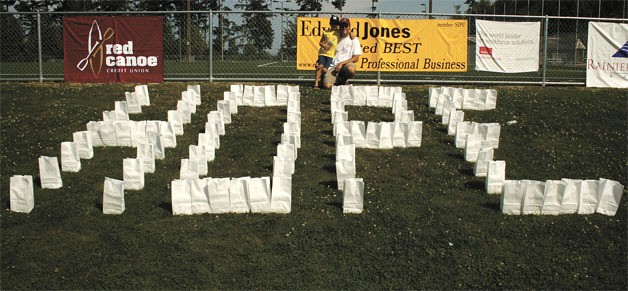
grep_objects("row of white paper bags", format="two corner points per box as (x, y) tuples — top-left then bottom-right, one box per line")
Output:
(429, 86), (497, 111)
(171, 176), (292, 214)
(85, 120), (178, 150)
(331, 85), (404, 107)
(10, 157), (142, 214)
(116, 84), (152, 116)
(501, 178), (625, 216)
(335, 121), (423, 149)
(228, 84), (300, 107)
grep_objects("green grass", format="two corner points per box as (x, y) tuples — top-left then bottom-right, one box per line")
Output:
(1, 60), (586, 83)
(1, 82), (626, 289)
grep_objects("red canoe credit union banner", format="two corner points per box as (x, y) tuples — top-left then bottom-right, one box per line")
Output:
(63, 16), (163, 83)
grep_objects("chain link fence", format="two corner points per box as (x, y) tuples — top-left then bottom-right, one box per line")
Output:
(1, 11), (626, 85)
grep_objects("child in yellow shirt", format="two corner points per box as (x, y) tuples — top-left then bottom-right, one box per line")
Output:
(314, 16), (340, 88)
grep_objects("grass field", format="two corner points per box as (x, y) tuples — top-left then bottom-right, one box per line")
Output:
(1, 60), (586, 83)
(1, 82), (626, 289)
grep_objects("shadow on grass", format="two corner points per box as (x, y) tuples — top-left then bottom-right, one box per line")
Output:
(464, 180), (485, 191)
(326, 201), (342, 209)
(481, 201), (501, 212)
(458, 167), (474, 176)
(159, 202), (173, 214)
(322, 164), (336, 174)
(319, 180), (337, 189)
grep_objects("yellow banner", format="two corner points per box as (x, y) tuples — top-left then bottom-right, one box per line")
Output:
(296, 17), (468, 72)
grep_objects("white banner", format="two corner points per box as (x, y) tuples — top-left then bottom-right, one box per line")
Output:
(475, 20), (540, 73)
(586, 22), (628, 88)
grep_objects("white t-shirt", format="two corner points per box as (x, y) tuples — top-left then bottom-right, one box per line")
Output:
(330, 35), (362, 70)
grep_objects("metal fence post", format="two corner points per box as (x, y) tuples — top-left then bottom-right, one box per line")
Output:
(37, 12), (43, 82)
(209, 11), (213, 83)
(541, 16), (548, 87)
(376, 11), (381, 86)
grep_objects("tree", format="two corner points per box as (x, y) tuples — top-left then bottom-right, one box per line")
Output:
(234, 0), (274, 58)
(0, 13), (26, 62)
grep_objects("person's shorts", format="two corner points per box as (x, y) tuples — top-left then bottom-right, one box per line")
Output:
(323, 62), (356, 86)
(316, 55), (333, 69)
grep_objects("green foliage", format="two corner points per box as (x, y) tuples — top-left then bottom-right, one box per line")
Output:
(0, 82), (626, 289)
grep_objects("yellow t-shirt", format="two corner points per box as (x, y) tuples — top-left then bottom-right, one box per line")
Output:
(318, 29), (338, 58)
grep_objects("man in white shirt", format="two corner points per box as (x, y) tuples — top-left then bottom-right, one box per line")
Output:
(321, 18), (363, 89)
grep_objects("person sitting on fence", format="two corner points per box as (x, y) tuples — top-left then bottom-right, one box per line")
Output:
(314, 15), (340, 89)
(321, 18), (362, 89)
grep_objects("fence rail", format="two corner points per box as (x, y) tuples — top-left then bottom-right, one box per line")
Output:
(1, 11), (626, 85)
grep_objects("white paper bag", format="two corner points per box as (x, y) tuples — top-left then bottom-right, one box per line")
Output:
(188, 178), (210, 214)
(60, 141), (81, 172)
(334, 121), (350, 138)
(474, 146), (494, 177)
(464, 134), (482, 162)
(114, 121), (133, 147)
(336, 159), (356, 191)
(577, 179), (600, 214)
(189, 145), (208, 176)
(343, 178), (364, 214)
(378, 122), (394, 149)
(176, 101), (193, 124)
(197, 133), (216, 161)
(405, 121), (422, 147)
(123, 158), (144, 190)
(273, 156), (295, 177)
(171, 179), (192, 215)
(249, 177), (271, 213)
(10, 175), (34, 213)
(103, 177), (125, 214)
(455, 121), (473, 148)
(447, 110), (464, 136)
(86, 121), (104, 147)
(336, 134), (353, 147)
(270, 176), (292, 213)
(99, 121), (117, 146)
(392, 122), (408, 148)
(130, 120), (146, 148)
(501, 180), (524, 215)
(114, 101), (130, 121)
(125, 91), (142, 114)
(229, 177), (251, 213)
(207, 111), (225, 135)
(428, 87), (442, 108)
(242, 85), (255, 106)
(521, 180), (546, 215)
(136, 143), (155, 174)
(187, 84), (202, 105)
(218, 100), (232, 124)
(223, 91), (238, 114)
(560, 179), (581, 214)
(180, 159), (199, 180)
(168, 110), (184, 135)
(135, 84), (150, 106)
(541, 180), (565, 215)
(336, 144), (355, 162)
(146, 132), (165, 160)
(596, 178), (625, 216)
(350, 121), (366, 148)
(486, 160), (506, 194)
(73, 131), (94, 159)
(38, 156), (62, 189)
(277, 143), (296, 161)
(230, 84), (244, 105)
(159, 121), (177, 148)
(181, 91), (197, 113)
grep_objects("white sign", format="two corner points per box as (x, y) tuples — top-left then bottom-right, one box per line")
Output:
(586, 22), (628, 88)
(475, 20), (540, 73)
